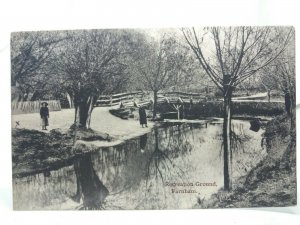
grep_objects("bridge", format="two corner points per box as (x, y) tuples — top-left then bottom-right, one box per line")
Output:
(95, 91), (207, 108)
(95, 91), (283, 108)
(96, 91), (285, 121)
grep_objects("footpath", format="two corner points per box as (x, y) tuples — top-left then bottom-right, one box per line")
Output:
(12, 107), (153, 140)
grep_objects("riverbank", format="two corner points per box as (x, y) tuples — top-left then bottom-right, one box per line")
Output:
(12, 107), (153, 177)
(196, 114), (296, 208)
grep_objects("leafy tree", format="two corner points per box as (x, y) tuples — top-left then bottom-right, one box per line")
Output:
(11, 31), (64, 101)
(55, 30), (142, 128)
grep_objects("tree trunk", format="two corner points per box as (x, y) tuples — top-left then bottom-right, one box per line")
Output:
(223, 92), (232, 191)
(23, 90), (29, 101)
(86, 96), (94, 129)
(75, 95), (95, 129)
(30, 91), (40, 101)
(290, 92), (296, 131)
(153, 91), (158, 119)
(66, 92), (74, 108)
(74, 105), (78, 124)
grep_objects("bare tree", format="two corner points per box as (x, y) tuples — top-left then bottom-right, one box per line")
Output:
(135, 36), (190, 119)
(262, 59), (295, 127)
(261, 31), (295, 129)
(182, 26), (293, 190)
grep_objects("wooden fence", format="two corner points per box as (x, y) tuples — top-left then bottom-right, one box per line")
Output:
(96, 92), (150, 107)
(11, 100), (62, 115)
(96, 91), (207, 107)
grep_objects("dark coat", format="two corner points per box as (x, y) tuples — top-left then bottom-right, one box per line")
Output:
(139, 107), (147, 125)
(40, 106), (49, 118)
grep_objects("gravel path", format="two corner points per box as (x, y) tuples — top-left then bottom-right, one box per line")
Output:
(12, 107), (153, 140)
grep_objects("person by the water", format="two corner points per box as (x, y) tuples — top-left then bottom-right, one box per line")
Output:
(40, 102), (49, 130)
(138, 106), (147, 128)
(189, 96), (193, 110)
(285, 92), (291, 116)
(267, 89), (271, 103)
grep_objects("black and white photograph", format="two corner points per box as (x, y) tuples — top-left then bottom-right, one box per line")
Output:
(11, 26), (296, 210)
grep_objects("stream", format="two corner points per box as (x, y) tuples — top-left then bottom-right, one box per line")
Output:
(13, 119), (267, 210)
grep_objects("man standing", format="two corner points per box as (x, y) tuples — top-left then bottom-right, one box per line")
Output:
(40, 102), (49, 130)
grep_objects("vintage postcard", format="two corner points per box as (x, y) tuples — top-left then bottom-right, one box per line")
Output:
(11, 27), (296, 210)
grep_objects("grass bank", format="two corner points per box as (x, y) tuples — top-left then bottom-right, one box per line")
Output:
(196, 114), (296, 208)
(159, 101), (285, 119)
(12, 107), (154, 177)
(12, 127), (113, 178)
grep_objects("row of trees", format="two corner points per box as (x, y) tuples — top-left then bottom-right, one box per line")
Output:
(11, 27), (295, 191)
(11, 29), (198, 127)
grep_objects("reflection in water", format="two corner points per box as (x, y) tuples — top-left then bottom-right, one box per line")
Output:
(13, 120), (267, 210)
(140, 133), (148, 153)
(231, 123), (250, 154)
(72, 154), (109, 210)
(145, 128), (185, 191)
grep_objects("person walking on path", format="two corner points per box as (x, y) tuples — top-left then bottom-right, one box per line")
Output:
(138, 106), (147, 128)
(40, 102), (49, 130)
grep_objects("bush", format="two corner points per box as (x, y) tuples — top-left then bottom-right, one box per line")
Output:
(157, 101), (285, 119)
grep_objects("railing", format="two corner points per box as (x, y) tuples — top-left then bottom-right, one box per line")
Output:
(96, 91), (206, 107)
(11, 100), (61, 115)
(158, 91), (206, 104)
(96, 92), (148, 107)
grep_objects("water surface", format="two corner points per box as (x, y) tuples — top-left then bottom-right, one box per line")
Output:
(13, 120), (267, 210)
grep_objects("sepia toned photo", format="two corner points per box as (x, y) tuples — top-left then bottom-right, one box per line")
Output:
(11, 27), (296, 210)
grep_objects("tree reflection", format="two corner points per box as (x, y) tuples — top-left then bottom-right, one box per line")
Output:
(69, 126), (196, 209)
(72, 153), (109, 210)
(166, 124), (194, 157)
(144, 127), (189, 192)
(219, 122), (262, 183)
